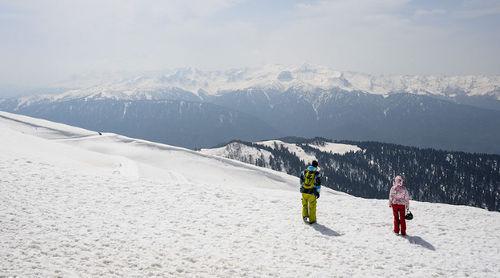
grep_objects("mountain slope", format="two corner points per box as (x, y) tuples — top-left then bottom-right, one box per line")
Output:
(22, 64), (500, 100)
(1, 111), (499, 277)
(2, 65), (500, 153)
(206, 89), (500, 154)
(201, 138), (500, 211)
(0, 99), (280, 148)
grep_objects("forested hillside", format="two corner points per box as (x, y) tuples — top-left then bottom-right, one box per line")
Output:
(204, 138), (500, 211)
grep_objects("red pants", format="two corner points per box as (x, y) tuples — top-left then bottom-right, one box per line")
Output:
(392, 204), (406, 235)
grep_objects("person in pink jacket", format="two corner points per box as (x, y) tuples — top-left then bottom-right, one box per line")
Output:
(389, 175), (410, 236)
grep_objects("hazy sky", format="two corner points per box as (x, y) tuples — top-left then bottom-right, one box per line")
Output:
(1, 0), (500, 89)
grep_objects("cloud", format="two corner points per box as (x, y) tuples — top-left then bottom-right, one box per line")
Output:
(0, 0), (243, 86)
(414, 9), (447, 17)
(266, 0), (500, 75)
(259, 0), (432, 73)
(454, 0), (500, 18)
(0, 0), (499, 90)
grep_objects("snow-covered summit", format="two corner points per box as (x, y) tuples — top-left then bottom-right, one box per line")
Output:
(15, 64), (500, 104)
(1, 112), (499, 276)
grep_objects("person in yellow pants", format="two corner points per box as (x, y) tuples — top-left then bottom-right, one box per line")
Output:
(302, 193), (317, 223)
(300, 160), (322, 224)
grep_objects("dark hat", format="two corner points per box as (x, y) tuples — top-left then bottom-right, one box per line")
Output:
(312, 160), (318, 167)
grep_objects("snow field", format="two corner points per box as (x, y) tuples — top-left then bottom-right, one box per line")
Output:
(256, 140), (317, 163)
(308, 142), (362, 155)
(200, 142), (274, 166)
(1, 111), (499, 277)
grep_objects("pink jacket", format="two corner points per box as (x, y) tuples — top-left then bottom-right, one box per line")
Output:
(389, 176), (410, 208)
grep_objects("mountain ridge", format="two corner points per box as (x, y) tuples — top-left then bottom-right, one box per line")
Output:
(7, 64), (500, 104)
(1, 65), (499, 154)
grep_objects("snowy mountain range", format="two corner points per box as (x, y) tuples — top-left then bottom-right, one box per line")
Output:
(12, 64), (500, 103)
(201, 138), (500, 211)
(1, 111), (499, 277)
(1, 64), (499, 153)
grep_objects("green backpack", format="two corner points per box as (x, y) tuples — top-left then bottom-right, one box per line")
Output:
(303, 170), (317, 189)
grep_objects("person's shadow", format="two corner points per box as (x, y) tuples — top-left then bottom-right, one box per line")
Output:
(405, 235), (436, 251)
(311, 223), (342, 237)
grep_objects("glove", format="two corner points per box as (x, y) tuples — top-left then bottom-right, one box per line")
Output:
(314, 185), (321, 199)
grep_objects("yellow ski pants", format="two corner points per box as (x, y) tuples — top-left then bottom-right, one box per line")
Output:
(302, 193), (317, 222)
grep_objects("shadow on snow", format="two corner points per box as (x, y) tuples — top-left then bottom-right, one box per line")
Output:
(405, 235), (436, 251)
(311, 223), (342, 237)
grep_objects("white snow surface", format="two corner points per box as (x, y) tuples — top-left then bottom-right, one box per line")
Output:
(256, 140), (317, 163)
(1, 111), (499, 277)
(308, 142), (362, 155)
(205, 140), (362, 166)
(16, 64), (500, 105)
(200, 142), (274, 166)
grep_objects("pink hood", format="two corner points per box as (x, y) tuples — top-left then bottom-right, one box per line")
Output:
(389, 175), (410, 207)
(393, 175), (404, 187)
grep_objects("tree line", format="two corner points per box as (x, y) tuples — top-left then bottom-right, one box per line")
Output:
(232, 138), (499, 211)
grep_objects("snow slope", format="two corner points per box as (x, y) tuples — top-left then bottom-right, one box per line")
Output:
(307, 142), (362, 155)
(200, 140), (362, 169)
(1, 111), (499, 277)
(201, 142), (274, 166)
(256, 140), (318, 163)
